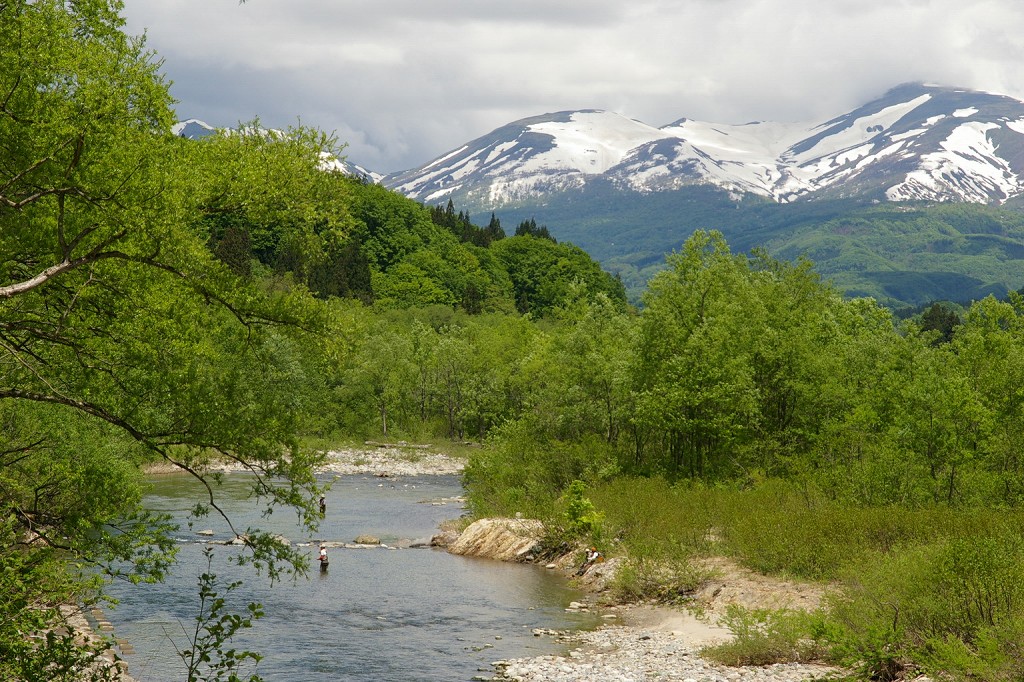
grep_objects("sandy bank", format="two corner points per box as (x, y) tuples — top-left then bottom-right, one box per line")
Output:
(446, 518), (840, 682)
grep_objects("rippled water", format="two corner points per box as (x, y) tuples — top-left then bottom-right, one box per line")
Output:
(103, 473), (598, 681)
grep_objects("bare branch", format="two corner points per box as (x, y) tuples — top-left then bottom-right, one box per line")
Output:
(0, 240), (126, 299)
(157, 451), (244, 540)
(0, 438), (46, 468)
(0, 387), (246, 539)
(0, 72), (22, 113)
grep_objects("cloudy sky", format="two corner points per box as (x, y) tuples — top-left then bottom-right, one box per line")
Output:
(121, 0), (1024, 174)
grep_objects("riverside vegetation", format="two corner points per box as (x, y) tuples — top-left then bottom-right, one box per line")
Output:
(4, 2), (1024, 681)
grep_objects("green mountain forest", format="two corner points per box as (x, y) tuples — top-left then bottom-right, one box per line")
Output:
(471, 182), (1024, 307)
(5, 2), (1024, 681)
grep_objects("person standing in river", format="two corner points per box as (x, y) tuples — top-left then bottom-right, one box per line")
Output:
(318, 543), (329, 572)
(319, 496), (326, 516)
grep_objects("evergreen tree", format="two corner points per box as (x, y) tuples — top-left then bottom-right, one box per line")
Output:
(515, 218), (556, 242)
(920, 302), (962, 344)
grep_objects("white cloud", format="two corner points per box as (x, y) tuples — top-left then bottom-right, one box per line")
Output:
(122, 0), (1024, 173)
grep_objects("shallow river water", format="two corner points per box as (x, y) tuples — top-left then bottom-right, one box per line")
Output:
(102, 472), (598, 681)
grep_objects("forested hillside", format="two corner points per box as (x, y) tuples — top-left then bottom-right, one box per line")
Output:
(476, 184), (1024, 307)
(207, 175), (626, 317)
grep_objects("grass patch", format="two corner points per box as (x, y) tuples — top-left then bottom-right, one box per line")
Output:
(610, 556), (710, 604)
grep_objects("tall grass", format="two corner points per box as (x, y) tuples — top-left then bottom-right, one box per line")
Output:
(588, 476), (1024, 680)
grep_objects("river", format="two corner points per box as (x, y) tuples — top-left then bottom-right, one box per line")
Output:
(101, 472), (599, 681)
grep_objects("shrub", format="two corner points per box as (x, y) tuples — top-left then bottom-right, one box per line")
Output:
(590, 477), (716, 560)
(823, 528), (1024, 682)
(561, 479), (604, 540)
(701, 606), (829, 666)
(609, 556), (708, 604)
(463, 421), (616, 518)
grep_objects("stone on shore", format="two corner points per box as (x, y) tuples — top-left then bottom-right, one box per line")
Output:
(322, 447), (464, 476)
(446, 518), (543, 562)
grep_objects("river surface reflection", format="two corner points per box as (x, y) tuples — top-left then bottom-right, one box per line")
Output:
(103, 472), (598, 681)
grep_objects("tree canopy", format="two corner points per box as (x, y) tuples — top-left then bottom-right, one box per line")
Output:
(0, 1), (337, 675)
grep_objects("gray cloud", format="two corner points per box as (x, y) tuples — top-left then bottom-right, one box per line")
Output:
(123, 0), (1024, 173)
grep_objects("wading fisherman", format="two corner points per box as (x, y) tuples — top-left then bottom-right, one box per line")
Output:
(319, 543), (329, 572)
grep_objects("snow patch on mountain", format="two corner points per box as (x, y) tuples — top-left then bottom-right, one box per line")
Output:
(1006, 118), (1024, 135)
(886, 122), (1021, 201)
(788, 95), (931, 168)
(524, 112), (671, 175)
(382, 84), (1024, 207)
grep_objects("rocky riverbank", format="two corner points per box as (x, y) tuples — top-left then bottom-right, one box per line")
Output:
(492, 620), (836, 682)
(59, 604), (138, 682)
(142, 443), (467, 477)
(321, 445), (465, 476)
(444, 519), (840, 682)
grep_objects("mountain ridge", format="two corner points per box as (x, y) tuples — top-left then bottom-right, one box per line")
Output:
(381, 83), (1024, 207)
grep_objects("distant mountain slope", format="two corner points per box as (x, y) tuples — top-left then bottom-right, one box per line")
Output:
(485, 186), (1024, 307)
(173, 118), (216, 139)
(378, 84), (1024, 307)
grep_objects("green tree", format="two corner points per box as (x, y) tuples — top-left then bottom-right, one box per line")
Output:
(491, 236), (626, 316)
(888, 335), (988, 505)
(952, 294), (1024, 503)
(919, 302), (962, 344)
(0, 1), (332, 672)
(548, 289), (636, 445)
(343, 322), (416, 436)
(633, 231), (760, 477)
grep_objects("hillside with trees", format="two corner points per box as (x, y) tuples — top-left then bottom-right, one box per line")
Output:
(476, 183), (1024, 307)
(205, 174), (626, 316)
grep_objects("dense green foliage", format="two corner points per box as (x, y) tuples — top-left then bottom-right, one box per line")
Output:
(0, 1), (629, 675)
(0, 1), (342, 675)
(451, 230), (1024, 680)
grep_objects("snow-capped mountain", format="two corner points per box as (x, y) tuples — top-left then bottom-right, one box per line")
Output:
(319, 154), (383, 184)
(383, 84), (1024, 206)
(173, 118), (217, 139)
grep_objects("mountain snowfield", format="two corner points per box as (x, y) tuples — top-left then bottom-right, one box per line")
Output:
(382, 84), (1024, 207)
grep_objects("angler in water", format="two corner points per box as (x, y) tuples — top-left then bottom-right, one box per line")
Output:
(318, 543), (329, 572)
